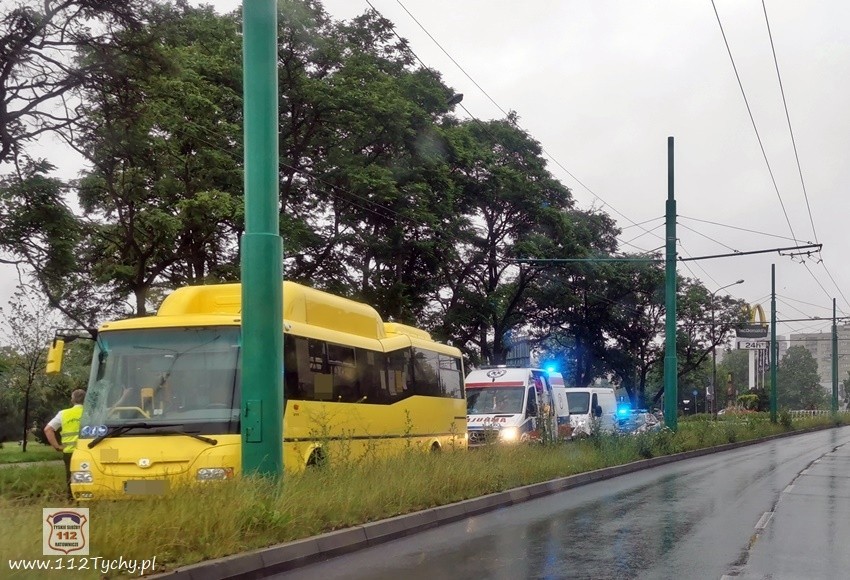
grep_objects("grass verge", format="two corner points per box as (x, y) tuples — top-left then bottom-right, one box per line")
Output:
(0, 443), (61, 465)
(0, 414), (846, 578)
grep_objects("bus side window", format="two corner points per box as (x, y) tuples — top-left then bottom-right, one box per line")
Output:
(357, 348), (385, 403)
(386, 350), (410, 400)
(411, 348), (440, 397)
(328, 344), (359, 402)
(308, 339), (329, 374)
(438, 354), (463, 399)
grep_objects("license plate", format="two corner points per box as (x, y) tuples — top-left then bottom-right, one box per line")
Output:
(124, 480), (169, 495)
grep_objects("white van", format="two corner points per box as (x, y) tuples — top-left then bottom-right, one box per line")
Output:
(465, 367), (571, 446)
(564, 387), (618, 437)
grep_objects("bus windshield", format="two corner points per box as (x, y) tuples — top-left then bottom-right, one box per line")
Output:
(566, 392), (591, 414)
(81, 327), (241, 435)
(466, 387), (525, 415)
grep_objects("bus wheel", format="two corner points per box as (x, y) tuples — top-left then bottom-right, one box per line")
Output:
(307, 448), (326, 468)
(430, 442), (441, 453)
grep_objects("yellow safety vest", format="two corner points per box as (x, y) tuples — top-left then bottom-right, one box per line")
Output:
(60, 405), (84, 453)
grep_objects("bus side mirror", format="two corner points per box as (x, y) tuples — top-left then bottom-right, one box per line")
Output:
(46, 338), (65, 374)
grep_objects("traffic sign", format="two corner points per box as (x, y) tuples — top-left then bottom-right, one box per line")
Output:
(737, 339), (768, 350)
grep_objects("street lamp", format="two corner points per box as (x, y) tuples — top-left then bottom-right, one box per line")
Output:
(710, 279), (745, 414)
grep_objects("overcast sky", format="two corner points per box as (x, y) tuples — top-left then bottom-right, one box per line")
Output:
(6, 0), (850, 341)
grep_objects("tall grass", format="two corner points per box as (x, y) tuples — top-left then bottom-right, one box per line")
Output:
(0, 442), (60, 464)
(0, 414), (846, 577)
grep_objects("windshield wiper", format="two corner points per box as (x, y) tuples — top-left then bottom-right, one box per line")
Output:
(87, 422), (181, 449)
(151, 430), (218, 446)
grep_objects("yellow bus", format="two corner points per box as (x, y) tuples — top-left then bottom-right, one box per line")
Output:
(47, 282), (466, 500)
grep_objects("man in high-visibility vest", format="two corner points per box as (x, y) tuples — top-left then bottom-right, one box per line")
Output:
(44, 389), (86, 500)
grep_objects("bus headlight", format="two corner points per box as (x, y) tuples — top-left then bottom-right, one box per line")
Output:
(71, 471), (93, 484)
(196, 468), (234, 481)
(499, 427), (520, 442)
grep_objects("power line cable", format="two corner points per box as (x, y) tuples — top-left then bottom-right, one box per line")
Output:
(761, 0), (818, 245)
(678, 222), (739, 253)
(390, 0), (510, 119)
(818, 261), (850, 313)
(802, 261), (849, 317)
(677, 241), (720, 288)
(776, 297), (819, 321)
(621, 223), (665, 247)
(678, 215), (798, 243)
(758, 2), (850, 316)
(776, 293), (833, 312)
(372, 0), (664, 245)
(620, 216), (665, 230)
(710, 0), (800, 244)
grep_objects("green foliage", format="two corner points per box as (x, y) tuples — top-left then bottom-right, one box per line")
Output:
(0, 0), (768, 396)
(72, 2), (244, 316)
(0, 0), (143, 165)
(778, 346), (826, 409)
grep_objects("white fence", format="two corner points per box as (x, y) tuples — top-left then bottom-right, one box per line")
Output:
(789, 409), (849, 417)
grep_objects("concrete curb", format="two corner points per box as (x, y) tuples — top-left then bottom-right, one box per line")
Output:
(150, 424), (838, 579)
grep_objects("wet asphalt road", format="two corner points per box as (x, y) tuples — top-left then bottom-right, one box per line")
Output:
(275, 427), (850, 580)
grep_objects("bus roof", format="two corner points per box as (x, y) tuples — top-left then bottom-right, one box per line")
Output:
(98, 283), (449, 352)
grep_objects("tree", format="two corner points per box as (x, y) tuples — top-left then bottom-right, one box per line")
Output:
(716, 348), (750, 409)
(777, 345), (826, 409)
(273, 3), (465, 322)
(0, 287), (62, 450)
(597, 261), (665, 405)
(71, 2), (243, 315)
(428, 116), (614, 366)
(0, 0), (143, 165)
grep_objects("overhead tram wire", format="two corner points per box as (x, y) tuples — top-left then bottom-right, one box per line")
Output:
(710, 0), (799, 244)
(677, 222), (740, 254)
(777, 294), (835, 313)
(621, 223), (665, 247)
(776, 297), (819, 321)
(370, 0), (665, 247)
(677, 242), (721, 288)
(678, 215), (800, 243)
(761, 0), (817, 245)
(803, 261), (849, 316)
(713, 1), (847, 314)
(619, 216), (665, 231)
(761, 2), (850, 313)
(819, 263), (850, 312)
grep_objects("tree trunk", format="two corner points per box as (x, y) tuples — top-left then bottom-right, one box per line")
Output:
(21, 387), (30, 453)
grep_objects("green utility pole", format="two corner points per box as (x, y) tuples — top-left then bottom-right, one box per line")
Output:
(241, 0), (284, 477)
(832, 298), (838, 414)
(663, 136), (678, 431)
(770, 264), (777, 423)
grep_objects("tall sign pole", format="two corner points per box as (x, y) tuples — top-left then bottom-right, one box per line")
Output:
(664, 137), (678, 431)
(833, 298), (839, 414)
(241, 0), (284, 477)
(770, 264), (777, 423)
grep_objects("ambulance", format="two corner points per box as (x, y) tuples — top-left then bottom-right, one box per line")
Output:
(465, 367), (571, 446)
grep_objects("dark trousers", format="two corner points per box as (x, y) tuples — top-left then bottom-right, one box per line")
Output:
(63, 452), (73, 500)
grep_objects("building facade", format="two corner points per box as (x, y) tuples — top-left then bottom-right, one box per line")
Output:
(789, 324), (850, 396)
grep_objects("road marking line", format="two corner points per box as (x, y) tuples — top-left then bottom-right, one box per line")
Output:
(755, 511), (774, 530)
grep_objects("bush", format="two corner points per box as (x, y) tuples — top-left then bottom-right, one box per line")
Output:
(779, 409), (793, 429)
